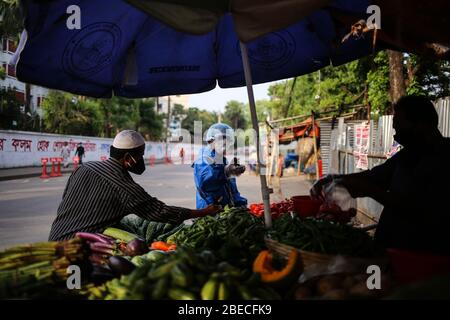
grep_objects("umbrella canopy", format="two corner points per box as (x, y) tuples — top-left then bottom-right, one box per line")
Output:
(14, 0), (374, 98)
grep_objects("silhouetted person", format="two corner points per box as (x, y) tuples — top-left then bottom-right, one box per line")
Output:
(312, 95), (450, 255)
(75, 143), (85, 165)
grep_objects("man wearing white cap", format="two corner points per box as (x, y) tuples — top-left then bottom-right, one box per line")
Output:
(49, 130), (220, 241)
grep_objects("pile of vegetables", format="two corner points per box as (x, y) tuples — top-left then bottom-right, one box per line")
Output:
(167, 206), (266, 256)
(253, 249), (303, 289)
(0, 238), (89, 299)
(249, 200), (294, 219)
(87, 246), (281, 300)
(76, 229), (149, 265)
(267, 214), (379, 257)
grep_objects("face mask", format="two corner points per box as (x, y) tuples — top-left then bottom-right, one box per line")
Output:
(127, 154), (146, 175)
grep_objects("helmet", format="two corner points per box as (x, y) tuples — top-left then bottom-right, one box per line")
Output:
(205, 123), (234, 143)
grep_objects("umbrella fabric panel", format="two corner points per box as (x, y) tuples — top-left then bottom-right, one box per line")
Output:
(17, 0), (149, 98)
(217, 10), (372, 88)
(216, 13), (331, 88)
(115, 17), (218, 97)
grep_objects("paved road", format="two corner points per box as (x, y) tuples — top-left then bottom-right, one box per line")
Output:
(0, 163), (311, 249)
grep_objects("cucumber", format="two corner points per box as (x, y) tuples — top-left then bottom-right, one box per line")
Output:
(145, 250), (167, 262)
(103, 228), (138, 242)
(152, 276), (169, 299)
(201, 274), (220, 300)
(168, 288), (197, 300)
(218, 281), (229, 300)
(147, 260), (177, 280)
(170, 263), (192, 288)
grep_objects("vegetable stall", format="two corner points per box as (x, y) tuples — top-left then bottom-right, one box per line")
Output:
(4, 0), (450, 301)
(3, 200), (450, 300)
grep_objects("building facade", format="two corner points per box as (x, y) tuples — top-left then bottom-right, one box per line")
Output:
(0, 37), (49, 117)
(156, 95), (189, 141)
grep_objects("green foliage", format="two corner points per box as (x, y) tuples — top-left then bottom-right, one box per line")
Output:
(266, 50), (450, 119)
(136, 99), (164, 141)
(223, 100), (247, 129)
(0, 0), (22, 39)
(0, 86), (22, 129)
(406, 55), (450, 99)
(41, 91), (164, 139)
(181, 107), (218, 136)
(367, 51), (390, 114)
(42, 91), (103, 136)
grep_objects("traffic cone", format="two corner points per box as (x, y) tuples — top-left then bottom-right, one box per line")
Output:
(50, 158), (58, 177)
(40, 158), (50, 179)
(149, 155), (155, 167)
(56, 157), (62, 177)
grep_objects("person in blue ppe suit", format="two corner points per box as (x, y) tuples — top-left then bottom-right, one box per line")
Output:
(192, 123), (247, 209)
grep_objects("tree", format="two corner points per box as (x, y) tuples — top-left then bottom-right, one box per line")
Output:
(387, 50), (407, 103)
(42, 91), (104, 136)
(0, 86), (21, 129)
(267, 50), (450, 120)
(0, 0), (22, 38)
(136, 98), (164, 140)
(101, 97), (139, 136)
(223, 100), (247, 129)
(367, 51), (391, 115)
(181, 107), (218, 136)
(171, 103), (186, 122)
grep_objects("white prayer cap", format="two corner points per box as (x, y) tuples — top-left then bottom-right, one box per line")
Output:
(112, 130), (145, 149)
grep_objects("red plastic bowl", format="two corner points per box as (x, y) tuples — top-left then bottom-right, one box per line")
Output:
(291, 195), (323, 218)
(387, 248), (450, 284)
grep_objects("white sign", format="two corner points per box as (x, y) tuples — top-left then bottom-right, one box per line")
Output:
(354, 124), (370, 170)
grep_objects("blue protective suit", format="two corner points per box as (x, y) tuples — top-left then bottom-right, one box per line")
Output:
(192, 147), (247, 209)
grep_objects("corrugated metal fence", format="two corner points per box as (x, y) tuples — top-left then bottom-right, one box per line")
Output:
(436, 97), (450, 137)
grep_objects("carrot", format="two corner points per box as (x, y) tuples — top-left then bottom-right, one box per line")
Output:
(150, 241), (170, 251)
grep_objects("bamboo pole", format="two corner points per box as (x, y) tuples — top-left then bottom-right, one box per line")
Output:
(311, 112), (320, 180)
(240, 42), (272, 228)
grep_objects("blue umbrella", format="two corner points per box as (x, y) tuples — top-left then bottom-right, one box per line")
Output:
(13, 0), (375, 226)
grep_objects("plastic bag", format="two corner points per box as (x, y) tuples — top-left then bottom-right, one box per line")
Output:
(322, 181), (356, 212)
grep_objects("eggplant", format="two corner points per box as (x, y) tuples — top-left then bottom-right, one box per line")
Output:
(108, 256), (136, 276)
(122, 238), (149, 257)
(76, 232), (113, 244)
(90, 265), (116, 284)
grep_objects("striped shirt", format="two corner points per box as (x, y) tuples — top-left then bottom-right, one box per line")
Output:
(49, 158), (191, 241)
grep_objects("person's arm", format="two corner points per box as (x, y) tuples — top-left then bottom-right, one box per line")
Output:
(126, 183), (220, 224)
(311, 154), (399, 201)
(197, 163), (227, 194)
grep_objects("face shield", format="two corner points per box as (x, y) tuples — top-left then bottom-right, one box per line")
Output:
(213, 134), (235, 155)
(206, 124), (235, 155)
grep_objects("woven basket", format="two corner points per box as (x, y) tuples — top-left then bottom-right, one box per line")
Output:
(265, 237), (337, 269)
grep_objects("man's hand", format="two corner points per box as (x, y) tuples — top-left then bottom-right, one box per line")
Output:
(225, 164), (246, 177)
(310, 174), (339, 200)
(190, 204), (222, 218)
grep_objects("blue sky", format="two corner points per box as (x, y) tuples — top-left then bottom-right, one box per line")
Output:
(188, 81), (279, 113)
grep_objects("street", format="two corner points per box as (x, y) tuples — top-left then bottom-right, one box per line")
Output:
(0, 163), (312, 249)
